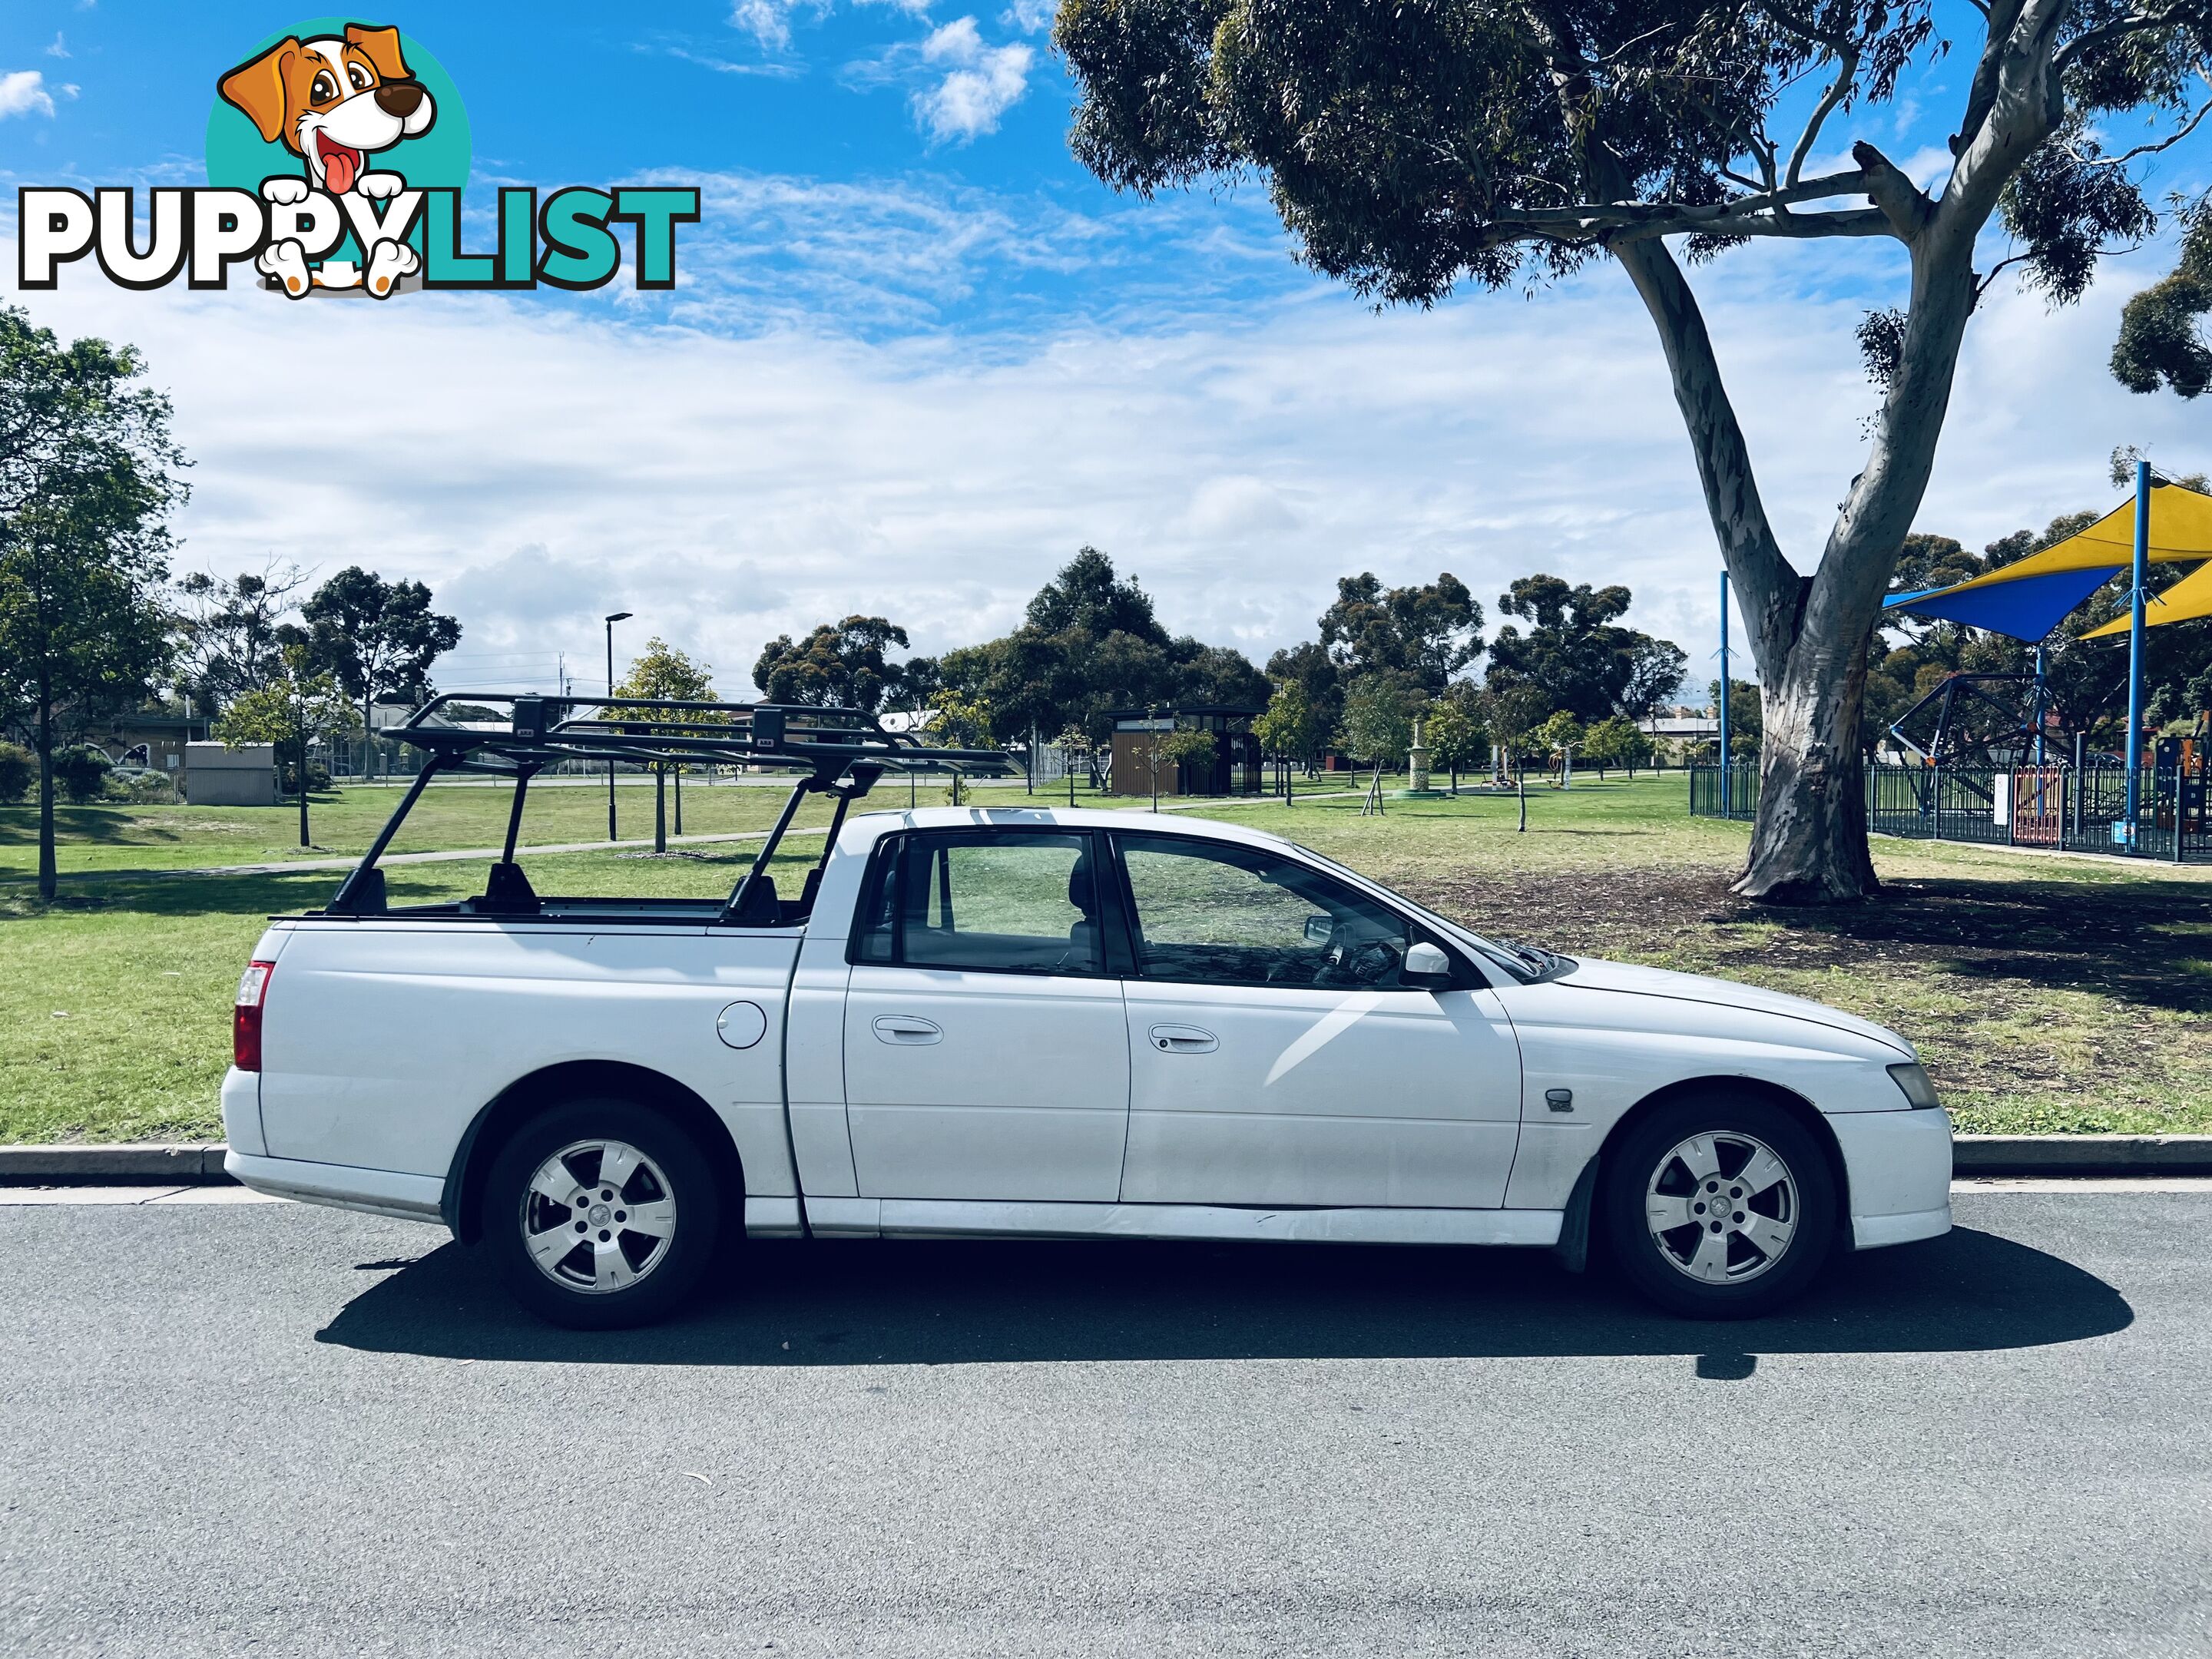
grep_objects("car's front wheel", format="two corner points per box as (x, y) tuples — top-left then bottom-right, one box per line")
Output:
(481, 1098), (722, 1330)
(1602, 1096), (1838, 1319)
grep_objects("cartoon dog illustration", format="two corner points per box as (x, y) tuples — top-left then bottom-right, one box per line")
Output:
(217, 24), (435, 299)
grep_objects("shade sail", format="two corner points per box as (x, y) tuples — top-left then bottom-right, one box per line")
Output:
(1885, 565), (2121, 641)
(1883, 480), (2212, 641)
(2081, 556), (2212, 637)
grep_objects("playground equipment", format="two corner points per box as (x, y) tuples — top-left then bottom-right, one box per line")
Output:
(1884, 468), (2212, 838)
(1884, 664), (2068, 769)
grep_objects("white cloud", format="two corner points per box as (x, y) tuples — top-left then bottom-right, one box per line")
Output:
(45, 33), (69, 58)
(729, 0), (803, 51)
(910, 18), (1032, 144)
(1000, 0), (1056, 32)
(1, 184), (2200, 694)
(0, 71), (58, 120)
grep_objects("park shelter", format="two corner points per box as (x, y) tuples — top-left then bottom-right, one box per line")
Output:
(184, 742), (278, 806)
(1107, 705), (1263, 797)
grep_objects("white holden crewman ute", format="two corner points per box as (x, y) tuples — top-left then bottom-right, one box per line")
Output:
(224, 695), (1952, 1328)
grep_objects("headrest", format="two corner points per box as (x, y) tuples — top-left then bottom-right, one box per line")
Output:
(1067, 852), (1095, 913)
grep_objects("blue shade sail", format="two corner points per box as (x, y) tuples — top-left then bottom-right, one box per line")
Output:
(1882, 565), (2118, 641)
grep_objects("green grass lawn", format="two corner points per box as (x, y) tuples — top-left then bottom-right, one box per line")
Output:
(5, 769), (2207, 1143)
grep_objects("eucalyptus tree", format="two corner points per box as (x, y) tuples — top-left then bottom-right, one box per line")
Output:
(1058, 0), (2212, 899)
(0, 306), (185, 900)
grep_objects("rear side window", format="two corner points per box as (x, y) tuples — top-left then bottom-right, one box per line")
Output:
(854, 832), (1103, 975)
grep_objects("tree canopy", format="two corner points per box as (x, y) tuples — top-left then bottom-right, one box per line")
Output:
(753, 615), (907, 710)
(1318, 571), (1482, 695)
(1485, 575), (1687, 722)
(917, 548), (1270, 743)
(300, 566), (461, 725)
(173, 561), (307, 714)
(0, 306), (185, 899)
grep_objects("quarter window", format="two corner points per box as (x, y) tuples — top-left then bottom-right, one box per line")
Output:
(1115, 834), (1425, 989)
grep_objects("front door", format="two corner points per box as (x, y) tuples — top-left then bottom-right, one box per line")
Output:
(843, 829), (1130, 1200)
(1113, 831), (1522, 1207)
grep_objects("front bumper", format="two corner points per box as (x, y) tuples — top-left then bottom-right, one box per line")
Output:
(1830, 1107), (1954, 1250)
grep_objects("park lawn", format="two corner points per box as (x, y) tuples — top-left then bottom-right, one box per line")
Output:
(0, 775), (854, 877)
(4, 770), (2207, 1142)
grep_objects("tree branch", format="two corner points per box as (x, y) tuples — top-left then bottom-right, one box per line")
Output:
(1608, 234), (1802, 677)
(2055, 5), (2198, 73)
(1497, 167), (1876, 229)
(2075, 91), (2212, 166)
(1787, 41), (1862, 187)
(1616, 207), (1895, 240)
(1849, 141), (1934, 238)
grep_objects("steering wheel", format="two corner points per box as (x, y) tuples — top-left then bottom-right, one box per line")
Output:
(1310, 938), (1397, 988)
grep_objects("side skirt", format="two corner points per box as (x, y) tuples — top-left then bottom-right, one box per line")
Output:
(800, 1197), (1562, 1247)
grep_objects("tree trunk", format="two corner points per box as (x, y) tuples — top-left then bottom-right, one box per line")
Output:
(35, 690), (56, 903)
(1614, 200), (1994, 902)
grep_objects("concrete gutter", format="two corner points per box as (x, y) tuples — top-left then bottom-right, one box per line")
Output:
(3, 1134), (2210, 1186)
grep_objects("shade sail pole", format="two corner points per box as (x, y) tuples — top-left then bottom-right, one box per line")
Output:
(1718, 569), (1732, 816)
(2126, 459), (2151, 836)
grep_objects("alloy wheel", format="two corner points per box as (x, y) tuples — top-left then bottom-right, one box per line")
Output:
(1642, 1130), (1800, 1285)
(518, 1137), (678, 1293)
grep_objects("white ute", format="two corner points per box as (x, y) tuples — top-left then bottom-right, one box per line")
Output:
(224, 695), (1952, 1327)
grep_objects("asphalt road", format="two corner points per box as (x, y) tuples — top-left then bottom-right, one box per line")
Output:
(1, 1190), (2206, 1657)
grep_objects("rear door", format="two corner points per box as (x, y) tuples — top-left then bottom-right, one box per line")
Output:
(842, 830), (1131, 1201)
(1111, 831), (1522, 1207)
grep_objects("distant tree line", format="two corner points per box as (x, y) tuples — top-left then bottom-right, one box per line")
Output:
(742, 551), (1691, 786)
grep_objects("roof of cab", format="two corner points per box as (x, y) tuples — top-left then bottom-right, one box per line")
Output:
(837, 803), (1293, 854)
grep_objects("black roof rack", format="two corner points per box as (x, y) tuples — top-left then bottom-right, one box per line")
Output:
(324, 692), (1012, 923)
(387, 691), (1012, 780)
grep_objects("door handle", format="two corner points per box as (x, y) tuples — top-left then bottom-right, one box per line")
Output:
(1148, 1023), (1218, 1054)
(873, 1015), (942, 1045)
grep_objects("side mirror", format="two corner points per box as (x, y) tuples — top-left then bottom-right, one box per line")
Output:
(1304, 914), (1335, 945)
(1402, 941), (1452, 985)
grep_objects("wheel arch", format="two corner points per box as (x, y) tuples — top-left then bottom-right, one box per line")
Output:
(1553, 1075), (1851, 1273)
(441, 1059), (747, 1244)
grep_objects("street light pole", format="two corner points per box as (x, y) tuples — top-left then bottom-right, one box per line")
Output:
(1717, 569), (1732, 818)
(2124, 460), (2150, 843)
(604, 611), (632, 841)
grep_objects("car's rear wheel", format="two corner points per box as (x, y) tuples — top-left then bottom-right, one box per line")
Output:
(482, 1098), (721, 1330)
(1603, 1096), (1838, 1319)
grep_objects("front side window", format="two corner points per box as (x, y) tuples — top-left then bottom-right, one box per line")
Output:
(856, 832), (1103, 975)
(1115, 833), (1424, 988)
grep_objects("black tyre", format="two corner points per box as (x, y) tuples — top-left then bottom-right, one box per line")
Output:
(1602, 1095), (1838, 1319)
(481, 1098), (723, 1330)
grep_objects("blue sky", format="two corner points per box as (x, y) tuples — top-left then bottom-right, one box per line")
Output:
(1, 2), (2207, 696)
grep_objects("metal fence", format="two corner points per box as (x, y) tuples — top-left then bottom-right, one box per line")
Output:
(1691, 760), (2211, 863)
(1686, 762), (1760, 822)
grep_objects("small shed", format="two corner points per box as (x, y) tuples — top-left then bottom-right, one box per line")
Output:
(184, 742), (279, 806)
(1106, 705), (1263, 797)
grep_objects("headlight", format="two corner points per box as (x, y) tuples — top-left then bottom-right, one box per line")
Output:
(1886, 1061), (1941, 1110)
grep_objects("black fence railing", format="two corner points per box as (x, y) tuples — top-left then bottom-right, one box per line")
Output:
(1690, 760), (2210, 863)
(1687, 762), (1760, 822)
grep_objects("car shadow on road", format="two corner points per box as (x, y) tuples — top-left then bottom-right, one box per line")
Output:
(315, 1224), (2130, 1366)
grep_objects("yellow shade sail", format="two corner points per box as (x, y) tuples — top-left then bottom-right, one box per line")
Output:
(1922, 481), (2212, 599)
(2082, 555), (2212, 637)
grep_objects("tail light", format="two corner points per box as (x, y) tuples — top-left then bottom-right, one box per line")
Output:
(233, 960), (274, 1071)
